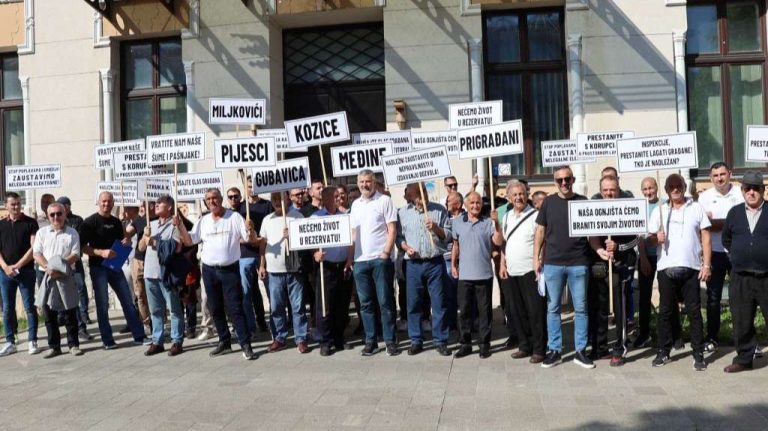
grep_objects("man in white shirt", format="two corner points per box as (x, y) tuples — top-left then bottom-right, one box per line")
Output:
(698, 162), (743, 352)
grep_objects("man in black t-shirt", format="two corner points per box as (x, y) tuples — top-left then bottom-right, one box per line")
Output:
(80, 192), (147, 349)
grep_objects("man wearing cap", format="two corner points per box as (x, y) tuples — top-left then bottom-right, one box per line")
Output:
(722, 172), (768, 373)
(58, 196), (92, 341)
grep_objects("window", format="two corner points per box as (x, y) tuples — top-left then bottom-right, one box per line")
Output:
(482, 9), (568, 178)
(0, 54), (23, 197)
(686, 0), (768, 172)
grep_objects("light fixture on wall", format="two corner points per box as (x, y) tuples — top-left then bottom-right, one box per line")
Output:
(394, 99), (407, 129)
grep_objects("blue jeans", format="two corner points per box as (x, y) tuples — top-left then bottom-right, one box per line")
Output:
(354, 258), (397, 345)
(239, 257), (261, 336)
(406, 258), (449, 345)
(543, 264), (588, 352)
(89, 265), (145, 346)
(0, 267), (37, 344)
(267, 272), (307, 343)
(145, 278), (184, 344)
(443, 259), (458, 330)
(74, 269), (89, 330)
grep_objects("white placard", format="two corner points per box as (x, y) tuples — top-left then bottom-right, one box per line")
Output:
(146, 132), (206, 166)
(746, 125), (768, 162)
(113, 152), (174, 180)
(541, 139), (596, 167)
(138, 178), (173, 202)
(251, 157), (311, 194)
(288, 214), (353, 251)
(213, 137), (277, 169)
(208, 98), (266, 125)
(457, 120), (524, 160)
(576, 131), (635, 158)
(381, 146), (453, 187)
(411, 130), (459, 156)
(568, 198), (648, 237)
(285, 112), (350, 149)
(5, 164), (61, 190)
(96, 181), (140, 206)
(616, 132), (698, 173)
(449, 100), (503, 129)
(331, 142), (393, 177)
(353, 130), (411, 154)
(174, 171), (224, 202)
(258, 128), (306, 153)
(94, 139), (146, 170)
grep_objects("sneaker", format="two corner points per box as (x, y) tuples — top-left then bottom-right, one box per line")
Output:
(453, 344), (472, 358)
(78, 329), (93, 341)
(361, 343), (379, 356)
(28, 341), (40, 355)
(693, 352), (707, 371)
(755, 346), (764, 359)
(70, 346), (84, 356)
(573, 350), (596, 369)
(242, 344), (256, 360)
(297, 341), (310, 354)
(209, 341), (232, 357)
(197, 329), (213, 341)
(0, 342), (17, 357)
(652, 350), (670, 367)
(407, 343), (423, 356)
(103, 343), (118, 350)
(386, 343), (401, 356)
(704, 340), (718, 353)
(609, 355), (625, 367)
(267, 340), (286, 353)
(541, 350), (562, 369)
(396, 320), (407, 332)
(168, 343), (183, 357)
(43, 348), (62, 359)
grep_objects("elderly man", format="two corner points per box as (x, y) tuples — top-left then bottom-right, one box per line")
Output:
(33, 202), (83, 358)
(58, 196), (92, 340)
(346, 169), (400, 356)
(176, 188), (258, 360)
(648, 174), (711, 370)
(590, 166), (634, 199)
(443, 191), (464, 331)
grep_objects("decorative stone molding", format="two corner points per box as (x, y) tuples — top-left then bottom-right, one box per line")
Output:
(181, 0), (200, 39)
(566, 0), (588, 11)
(459, 0), (480, 17)
(666, 0), (686, 6)
(93, 10), (110, 47)
(17, 0), (34, 55)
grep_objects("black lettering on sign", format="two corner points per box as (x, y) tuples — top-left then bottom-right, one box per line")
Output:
(294, 119), (340, 143)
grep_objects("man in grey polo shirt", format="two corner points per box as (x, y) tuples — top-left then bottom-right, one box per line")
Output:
(451, 192), (504, 358)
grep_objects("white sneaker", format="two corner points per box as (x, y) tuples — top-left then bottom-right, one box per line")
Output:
(755, 346), (764, 359)
(197, 329), (212, 341)
(28, 341), (40, 355)
(0, 342), (17, 357)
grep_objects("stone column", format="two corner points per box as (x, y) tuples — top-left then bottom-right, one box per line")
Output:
(100, 68), (114, 182)
(567, 34), (587, 195)
(468, 38), (486, 196)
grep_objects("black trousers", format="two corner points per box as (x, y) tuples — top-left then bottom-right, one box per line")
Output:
(44, 305), (78, 349)
(637, 255), (657, 340)
(458, 279), (493, 346)
(202, 263), (250, 347)
(729, 272), (768, 365)
(500, 271), (546, 355)
(706, 252), (731, 342)
(657, 268), (704, 353)
(315, 261), (353, 347)
(589, 264), (633, 354)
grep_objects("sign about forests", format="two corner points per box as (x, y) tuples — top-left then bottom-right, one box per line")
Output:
(258, 128), (306, 153)
(94, 139), (145, 170)
(746, 125), (768, 162)
(138, 178), (173, 201)
(208, 98), (266, 125)
(214, 137), (277, 169)
(96, 181), (140, 206)
(353, 131), (411, 154)
(568, 198), (648, 237)
(251, 157), (311, 194)
(146, 132), (206, 166)
(331, 142), (392, 177)
(285, 112), (350, 149)
(576, 131), (635, 158)
(616, 132), (698, 173)
(381, 146), (452, 186)
(411, 130), (459, 156)
(541, 140), (595, 167)
(288, 214), (353, 251)
(5, 164), (61, 190)
(113, 152), (174, 180)
(448, 100), (503, 129)
(457, 120), (524, 160)
(174, 172), (224, 202)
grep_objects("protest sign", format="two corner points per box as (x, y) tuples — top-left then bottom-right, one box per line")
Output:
(331, 142), (392, 177)
(288, 214), (353, 251)
(208, 98), (266, 125)
(174, 171), (224, 202)
(285, 112), (350, 149)
(457, 120), (524, 160)
(746, 125), (768, 162)
(137, 178), (173, 202)
(616, 132), (698, 173)
(214, 137), (277, 169)
(113, 152), (174, 180)
(96, 181), (140, 206)
(251, 157), (311, 194)
(353, 130), (411, 154)
(381, 146), (452, 187)
(411, 130), (459, 156)
(258, 128), (305, 153)
(5, 164), (61, 190)
(449, 100), (503, 129)
(568, 198), (648, 237)
(146, 132), (206, 166)
(541, 139), (595, 167)
(94, 139), (145, 170)
(576, 131), (635, 158)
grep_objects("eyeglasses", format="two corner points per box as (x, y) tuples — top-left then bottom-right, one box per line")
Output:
(48, 212), (63, 218)
(667, 184), (684, 191)
(742, 185), (764, 193)
(555, 177), (574, 185)
(445, 183), (458, 189)
(227, 195), (241, 200)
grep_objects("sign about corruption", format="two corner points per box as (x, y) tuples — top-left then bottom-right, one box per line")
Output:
(616, 132), (698, 173)
(251, 157), (311, 194)
(411, 130), (459, 157)
(331, 142), (393, 177)
(576, 131), (635, 158)
(5, 164), (61, 190)
(174, 171), (224, 202)
(113, 151), (174, 180)
(96, 181), (140, 207)
(746, 125), (768, 162)
(568, 198), (648, 237)
(541, 140), (595, 167)
(138, 178), (173, 201)
(353, 130), (411, 154)
(449, 100), (503, 129)
(214, 137), (277, 169)
(258, 128), (306, 153)
(146, 132), (206, 166)
(208, 98), (266, 125)
(457, 120), (524, 160)
(285, 111), (350, 149)
(288, 214), (353, 251)
(94, 139), (145, 170)
(381, 146), (452, 187)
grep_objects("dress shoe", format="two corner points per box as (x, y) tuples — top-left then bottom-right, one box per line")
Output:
(209, 341), (232, 357)
(435, 344), (452, 356)
(320, 344), (332, 356)
(723, 363), (751, 373)
(529, 354), (545, 364)
(144, 343), (165, 356)
(267, 340), (286, 353)
(407, 343), (423, 356)
(479, 345), (491, 359)
(511, 350), (531, 359)
(297, 341), (310, 354)
(454, 344), (472, 358)
(242, 344), (257, 360)
(168, 343), (183, 357)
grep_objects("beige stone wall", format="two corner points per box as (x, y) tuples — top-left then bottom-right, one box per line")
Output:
(0, 1), (24, 50)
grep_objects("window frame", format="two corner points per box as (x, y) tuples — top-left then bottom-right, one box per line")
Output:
(0, 53), (23, 199)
